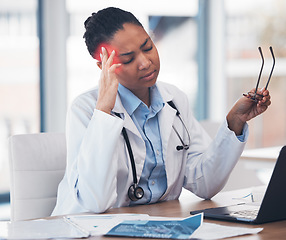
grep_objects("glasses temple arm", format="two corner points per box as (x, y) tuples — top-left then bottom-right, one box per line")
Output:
(265, 46), (275, 90)
(254, 47), (264, 96)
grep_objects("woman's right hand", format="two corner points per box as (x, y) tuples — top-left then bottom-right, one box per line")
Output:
(95, 47), (121, 114)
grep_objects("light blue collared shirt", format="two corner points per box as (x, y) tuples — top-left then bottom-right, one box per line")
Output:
(118, 83), (167, 204)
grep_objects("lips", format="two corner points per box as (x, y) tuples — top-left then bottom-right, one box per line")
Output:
(140, 70), (156, 81)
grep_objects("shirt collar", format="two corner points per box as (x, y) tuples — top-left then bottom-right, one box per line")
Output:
(118, 83), (164, 116)
(118, 84), (142, 116)
(149, 84), (164, 114)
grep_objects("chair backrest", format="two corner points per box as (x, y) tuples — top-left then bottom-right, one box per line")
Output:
(8, 133), (66, 221)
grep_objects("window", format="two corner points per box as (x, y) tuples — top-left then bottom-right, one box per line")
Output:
(149, 16), (198, 110)
(0, 0), (39, 194)
(225, 0), (286, 148)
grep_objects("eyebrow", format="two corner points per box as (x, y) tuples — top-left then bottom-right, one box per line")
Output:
(119, 38), (150, 57)
(140, 38), (149, 48)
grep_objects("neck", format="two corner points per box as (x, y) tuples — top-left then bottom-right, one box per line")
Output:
(132, 88), (150, 107)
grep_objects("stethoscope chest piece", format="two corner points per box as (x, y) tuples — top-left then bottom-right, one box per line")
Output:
(128, 183), (144, 201)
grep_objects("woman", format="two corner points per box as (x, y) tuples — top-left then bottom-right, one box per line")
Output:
(52, 7), (271, 215)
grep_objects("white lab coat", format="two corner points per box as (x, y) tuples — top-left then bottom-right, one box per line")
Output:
(52, 82), (248, 216)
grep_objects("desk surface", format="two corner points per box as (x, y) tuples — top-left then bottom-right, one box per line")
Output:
(240, 146), (282, 162)
(4, 188), (286, 240)
(88, 188), (286, 240)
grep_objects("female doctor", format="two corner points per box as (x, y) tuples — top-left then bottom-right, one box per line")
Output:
(52, 7), (271, 216)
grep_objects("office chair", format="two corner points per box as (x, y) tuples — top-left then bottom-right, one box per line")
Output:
(8, 133), (66, 221)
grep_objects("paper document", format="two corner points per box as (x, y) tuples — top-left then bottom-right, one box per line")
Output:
(67, 213), (263, 239)
(105, 213), (203, 239)
(0, 218), (89, 239)
(192, 222), (263, 239)
(66, 213), (150, 236)
(0, 213), (263, 240)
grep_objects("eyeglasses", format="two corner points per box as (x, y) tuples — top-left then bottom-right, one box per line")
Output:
(243, 46), (275, 102)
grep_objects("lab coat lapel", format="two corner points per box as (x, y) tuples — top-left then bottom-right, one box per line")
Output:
(112, 94), (146, 180)
(158, 102), (177, 162)
(157, 83), (177, 192)
(157, 83), (176, 160)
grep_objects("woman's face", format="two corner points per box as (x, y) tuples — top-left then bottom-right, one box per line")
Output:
(107, 23), (160, 98)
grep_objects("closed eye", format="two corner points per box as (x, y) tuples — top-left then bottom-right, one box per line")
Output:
(122, 57), (134, 64)
(144, 45), (153, 52)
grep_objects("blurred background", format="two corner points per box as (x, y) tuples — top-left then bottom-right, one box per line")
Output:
(1, 0), (286, 220)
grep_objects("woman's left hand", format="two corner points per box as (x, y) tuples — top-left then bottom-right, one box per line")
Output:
(226, 88), (271, 135)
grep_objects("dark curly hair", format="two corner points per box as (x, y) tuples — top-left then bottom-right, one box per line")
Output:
(83, 7), (143, 60)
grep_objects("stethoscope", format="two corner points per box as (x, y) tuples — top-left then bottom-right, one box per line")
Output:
(114, 101), (191, 201)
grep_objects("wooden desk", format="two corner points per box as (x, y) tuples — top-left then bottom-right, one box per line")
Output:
(90, 188), (286, 240)
(240, 146), (282, 162)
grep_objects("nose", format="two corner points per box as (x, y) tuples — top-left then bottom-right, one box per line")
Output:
(138, 53), (151, 70)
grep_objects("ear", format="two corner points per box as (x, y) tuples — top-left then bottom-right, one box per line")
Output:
(96, 61), (102, 70)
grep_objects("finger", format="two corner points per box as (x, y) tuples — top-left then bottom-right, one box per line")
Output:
(249, 88), (256, 94)
(101, 47), (109, 68)
(263, 89), (270, 96)
(264, 98), (271, 106)
(105, 50), (116, 68)
(258, 97), (271, 106)
(264, 95), (271, 102)
(257, 87), (269, 97)
(109, 63), (122, 72)
(260, 94), (269, 102)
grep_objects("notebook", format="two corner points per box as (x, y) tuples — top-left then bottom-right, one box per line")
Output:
(190, 146), (286, 224)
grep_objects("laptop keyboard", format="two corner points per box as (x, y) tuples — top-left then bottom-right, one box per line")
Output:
(230, 209), (259, 219)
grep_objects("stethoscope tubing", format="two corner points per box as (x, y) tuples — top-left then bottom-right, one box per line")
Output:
(121, 127), (138, 185)
(114, 100), (191, 200)
(114, 112), (138, 185)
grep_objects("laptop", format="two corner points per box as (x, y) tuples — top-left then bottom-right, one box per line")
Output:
(190, 146), (286, 224)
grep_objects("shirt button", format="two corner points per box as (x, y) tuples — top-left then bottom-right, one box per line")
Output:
(152, 181), (155, 185)
(156, 150), (160, 155)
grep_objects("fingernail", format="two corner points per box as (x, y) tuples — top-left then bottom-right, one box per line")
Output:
(100, 53), (102, 59)
(101, 47), (105, 53)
